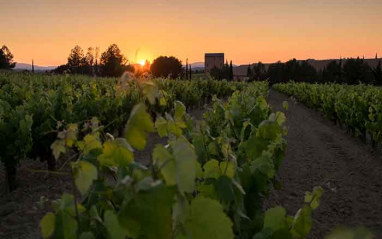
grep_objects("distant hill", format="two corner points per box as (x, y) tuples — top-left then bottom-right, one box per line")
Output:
(233, 57), (382, 76)
(15, 63), (57, 71)
(189, 62), (205, 68)
(182, 62), (204, 70)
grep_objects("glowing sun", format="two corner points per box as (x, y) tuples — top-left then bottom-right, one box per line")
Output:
(140, 60), (145, 66)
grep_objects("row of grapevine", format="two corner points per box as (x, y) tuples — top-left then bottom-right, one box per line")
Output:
(40, 79), (323, 239)
(0, 71), (248, 191)
(274, 82), (382, 145)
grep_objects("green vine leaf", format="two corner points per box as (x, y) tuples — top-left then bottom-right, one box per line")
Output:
(183, 197), (234, 239)
(51, 139), (66, 160)
(40, 212), (55, 238)
(125, 103), (154, 150)
(291, 205), (312, 238)
(220, 161), (235, 178)
(80, 134), (102, 155)
(72, 161), (98, 195)
(155, 116), (168, 138)
(174, 101), (186, 122)
(98, 138), (134, 167)
(263, 206), (288, 233)
(170, 137), (197, 194)
(203, 159), (220, 179)
(304, 186), (324, 210)
(153, 144), (176, 185)
(104, 210), (128, 239)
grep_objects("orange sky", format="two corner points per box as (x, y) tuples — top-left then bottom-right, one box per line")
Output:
(1, 0), (382, 66)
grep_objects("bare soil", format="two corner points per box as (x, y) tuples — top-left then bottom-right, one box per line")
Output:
(266, 89), (382, 238)
(0, 105), (207, 239)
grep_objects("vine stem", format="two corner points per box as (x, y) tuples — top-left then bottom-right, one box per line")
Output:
(58, 152), (80, 171)
(70, 167), (81, 234)
(200, 130), (210, 164)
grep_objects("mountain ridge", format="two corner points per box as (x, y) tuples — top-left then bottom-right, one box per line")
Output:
(15, 63), (57, 71)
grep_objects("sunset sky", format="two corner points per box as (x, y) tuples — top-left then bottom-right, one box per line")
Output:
(1, 0), (382, 66)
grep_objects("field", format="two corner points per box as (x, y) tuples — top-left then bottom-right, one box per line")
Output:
(0, 72), (380, 239)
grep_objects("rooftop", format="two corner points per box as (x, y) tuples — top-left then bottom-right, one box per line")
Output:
(205, 53), (224, 57)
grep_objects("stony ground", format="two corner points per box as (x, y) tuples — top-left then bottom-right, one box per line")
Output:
(266, 89), (382, 238)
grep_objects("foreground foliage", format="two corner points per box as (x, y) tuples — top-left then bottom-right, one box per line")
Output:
(40, 80), (323, 239)
(0, 71), (248, 191)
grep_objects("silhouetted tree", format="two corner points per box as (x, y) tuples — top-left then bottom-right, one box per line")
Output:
(0, 45), (16, 69)
(229, 61), (233, 80)
(150, 56), (183, 79)
(143, 60), (151, 73)
(253, 61), (266, 81)
(284, 59), (301, 82)
(210, 66), (221, 80)
(342, 57), (373, 84)
(246, 64), (252, 78)
(32, 59), (35, 73)
(372, 60), (382, 86)
(222, 61), (230, 80)
(210, 63), (232, 81)
(189, 65), (192, 79)
(321, 60), (342, 83)
(67, 45), (86, 74)
(95, 47), (100, 76)
(100, 44), (128, 77)
(267, 59), (318, 84)
(83, 47), (95, 75)
(267, 61), (286, 84)
(185, 59), (188, 80)
(52, 64), (70, 74)
(299, 61), (319, 83)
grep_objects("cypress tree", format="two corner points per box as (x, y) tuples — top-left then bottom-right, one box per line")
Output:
(247, 64), (252, 78)
(189, 65), (192, 79)
(229, 60), (233, 80)
(372, 60), (382, 85)
(185, 58), (188, 80)
(339, 57), (342, 82)
(32, 59), (35, 73)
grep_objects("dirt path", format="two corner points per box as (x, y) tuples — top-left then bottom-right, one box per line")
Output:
(266, 89), (382, 238)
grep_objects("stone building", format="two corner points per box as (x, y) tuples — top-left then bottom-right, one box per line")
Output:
(205, 53), (224, 75)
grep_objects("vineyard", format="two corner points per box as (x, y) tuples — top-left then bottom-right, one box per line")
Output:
(1, 71), (379, 239)
(274, 82), (382, 146)
(0, 71), (248, 191)
(0, 71), (329, 239)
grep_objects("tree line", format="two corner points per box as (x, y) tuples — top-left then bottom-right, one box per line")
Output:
(209, 61), (234, 81)
(53, 44), (187, 79)
(0, 44), (187, 79)
(2, 44), (381, 84)
(248, 57), (382, 86)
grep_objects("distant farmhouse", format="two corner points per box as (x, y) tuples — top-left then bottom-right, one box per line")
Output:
(205, 53), (224, 75)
